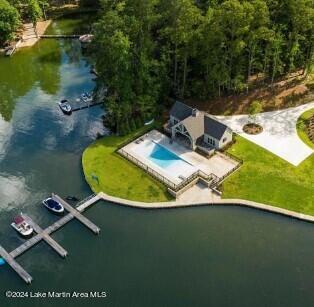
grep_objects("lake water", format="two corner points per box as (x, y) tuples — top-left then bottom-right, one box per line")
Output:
(0, 17), (314, 307)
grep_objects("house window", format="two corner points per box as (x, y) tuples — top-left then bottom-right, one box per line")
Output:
(223, 137), (227, 143)
(212, 139), (215, 146)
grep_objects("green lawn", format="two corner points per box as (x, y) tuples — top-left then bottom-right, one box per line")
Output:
(223, 136), (314, 215)
(82, 127), (173, 202)
(296, 108), (314, 149)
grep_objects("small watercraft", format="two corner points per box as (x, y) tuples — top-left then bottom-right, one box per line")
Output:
(58, 99), (72, 115)
(11, 215), (34, 238)
(81, 92), (93, 103)
(79, 34), (94, 48)
(42, 198), (64, 214)
(4, 46), (15, 56)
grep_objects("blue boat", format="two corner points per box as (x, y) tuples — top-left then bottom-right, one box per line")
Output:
(42, 198), (64, 214)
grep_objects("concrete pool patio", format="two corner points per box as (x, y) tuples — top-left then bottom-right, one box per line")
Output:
(218, 102), (314, 166)
(119, 130), (239, 187)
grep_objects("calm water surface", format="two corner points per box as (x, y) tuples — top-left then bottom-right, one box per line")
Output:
(0, 18), (314, 307)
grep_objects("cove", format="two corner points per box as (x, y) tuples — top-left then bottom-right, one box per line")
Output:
(0, 17), (314, 307)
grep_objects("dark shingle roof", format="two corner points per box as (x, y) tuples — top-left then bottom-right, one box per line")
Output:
(204, 115), (229, 140)
(170, 101), (193, 121)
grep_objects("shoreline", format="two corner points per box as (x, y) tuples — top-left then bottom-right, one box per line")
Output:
(96, 192), (314, 224)
(17, 20), (52, 49)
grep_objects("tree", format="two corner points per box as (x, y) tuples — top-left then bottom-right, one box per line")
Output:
(26, 0), (42, 26)
(93, 0), (163, 134)
(160, 0), (203, 97)
(0, 0), (20, 45)
(248, 100), (263, 123)
(92, 0), (314, 129)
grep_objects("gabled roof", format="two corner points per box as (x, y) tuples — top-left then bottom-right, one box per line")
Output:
(204, 115), (229, 140)
(180, 112), (204, 140)
(170, 101), (193, 121)
(170, 101), (231, 141)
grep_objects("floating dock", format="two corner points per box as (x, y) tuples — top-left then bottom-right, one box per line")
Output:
(0, 194), (101, 284)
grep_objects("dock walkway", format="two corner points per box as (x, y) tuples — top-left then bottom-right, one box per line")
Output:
(69, 99), (102, 112)
(0, 246), (33, 284)
(40, 34), (81, 38)
(0, 194), (101, 284)
(22, 214), (68, 258)
(53, 194), (100, 234)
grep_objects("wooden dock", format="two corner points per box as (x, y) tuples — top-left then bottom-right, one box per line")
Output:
(22, 214), (68, 258)
(69, 99), (102, 112)
(52, 194), (100, 234)
(39, 34), (81, 38)
(0, 194), (101, 284)
(0, 245), (33, 284)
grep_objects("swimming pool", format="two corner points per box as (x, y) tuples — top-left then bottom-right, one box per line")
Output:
(132, 140), (196, 179)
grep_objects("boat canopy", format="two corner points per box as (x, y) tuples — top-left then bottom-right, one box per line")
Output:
(13, 216), (24, 225)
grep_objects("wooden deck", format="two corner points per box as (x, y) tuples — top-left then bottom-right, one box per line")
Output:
(0, 194), (101, 284)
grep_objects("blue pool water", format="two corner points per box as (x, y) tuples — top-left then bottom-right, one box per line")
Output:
(149, 143), (185, 168)
(132, 140), (197, 179)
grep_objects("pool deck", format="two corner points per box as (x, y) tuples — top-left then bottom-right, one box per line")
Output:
(121, 130), (239, 186)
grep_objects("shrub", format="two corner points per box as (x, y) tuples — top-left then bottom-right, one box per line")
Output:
(0, 0), (20, 45)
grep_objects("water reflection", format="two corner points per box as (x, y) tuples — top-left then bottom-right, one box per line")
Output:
(0, 173), (30, 210)
(0, 37), (107, 211)
(0, 39), (61, 121)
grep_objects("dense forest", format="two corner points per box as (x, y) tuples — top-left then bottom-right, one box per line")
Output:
(93, 0), (313, 134)
(0, 0), (97, 44)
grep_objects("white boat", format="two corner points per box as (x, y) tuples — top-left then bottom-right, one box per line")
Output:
(11, 215), (33, 238)
(43, 197), (64, 214)
(4, 46), (16, 56)
(81, 92), (93, 103)
(79, 34), (94, 48)
(58, 99), (72, 115)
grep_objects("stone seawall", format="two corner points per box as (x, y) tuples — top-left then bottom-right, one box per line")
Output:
(97, 192), (314, 224)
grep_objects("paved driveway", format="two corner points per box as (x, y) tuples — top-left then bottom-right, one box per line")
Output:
(217, 102), (314, 166)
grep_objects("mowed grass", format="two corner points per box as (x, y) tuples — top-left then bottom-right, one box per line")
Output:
(82, 128), (172, 202)
(296, 108), (314, 149)
(223, 136), (314, 215)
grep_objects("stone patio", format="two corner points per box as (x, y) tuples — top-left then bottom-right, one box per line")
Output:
(120, 130), (240, 186)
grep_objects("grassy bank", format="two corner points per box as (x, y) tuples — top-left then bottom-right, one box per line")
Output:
(296, 108), (314, 149)
(82, 126), (172, 203)
(223, 136), (314, 215)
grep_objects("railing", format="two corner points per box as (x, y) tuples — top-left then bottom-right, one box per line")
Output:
(116, 128), (155, 151)
(209, 160), (242, 189)
(119, 149), (177, 189)
(75, 193), (97, 209)
(118, 148), (213, 192)
(219, 150), (243, 165)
